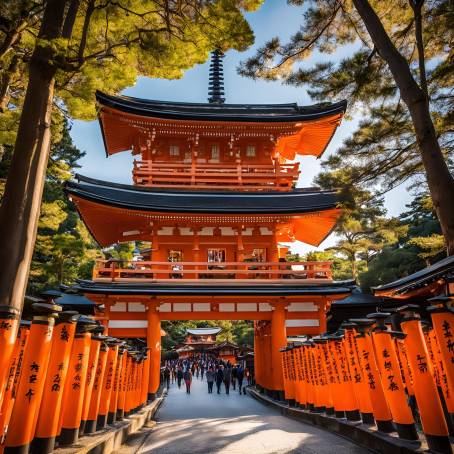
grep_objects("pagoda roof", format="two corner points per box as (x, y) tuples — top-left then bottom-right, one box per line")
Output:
(67, 175), (339, 215)
(186, 327), (222, 336)
(96, 91), (347, 123)
(74, 279), (355, 297)
(66, 175), (341, 247)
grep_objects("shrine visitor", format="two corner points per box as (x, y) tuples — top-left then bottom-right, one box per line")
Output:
(224, 365), (232, 395)
(237, 365), (246, 395)
(216, 366), (224, 394)
(206, 366), (215, 393)
(177, 366), (183, 389)
(183, 368), (192, 394)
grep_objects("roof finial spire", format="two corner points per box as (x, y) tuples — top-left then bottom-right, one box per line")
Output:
(208, 50), (225, 104)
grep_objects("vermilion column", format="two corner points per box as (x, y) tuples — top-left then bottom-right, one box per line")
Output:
(253, 321), (262, 389)
(147, 304), (161, 400)
(271, 304), (287, 398)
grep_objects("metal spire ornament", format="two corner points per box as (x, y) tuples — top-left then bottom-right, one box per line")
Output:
(208, 50), (225, 104)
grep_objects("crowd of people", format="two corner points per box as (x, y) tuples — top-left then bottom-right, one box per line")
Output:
(162, 354), (252, 396)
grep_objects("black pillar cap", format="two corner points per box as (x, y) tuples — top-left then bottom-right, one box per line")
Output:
(31, 302), (62, 317)
(0, 305), (21, 319)
(56, 310), (79, 324)
(75, 316), (99, 333)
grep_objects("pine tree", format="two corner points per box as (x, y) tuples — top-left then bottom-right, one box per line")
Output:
(239, 0), (454, 254)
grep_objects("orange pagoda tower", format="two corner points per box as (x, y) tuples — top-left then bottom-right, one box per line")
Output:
(67, 51), (353, 399)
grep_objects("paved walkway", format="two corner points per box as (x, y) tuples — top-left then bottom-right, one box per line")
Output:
(134, 377), (369, 454)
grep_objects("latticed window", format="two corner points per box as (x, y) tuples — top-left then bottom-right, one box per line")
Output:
(211, 144), (220, 160)
(246, 145), (256, 157)
(169, 145), (180, 156)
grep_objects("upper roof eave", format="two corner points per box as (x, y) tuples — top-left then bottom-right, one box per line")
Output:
(96, 91), (347, 123)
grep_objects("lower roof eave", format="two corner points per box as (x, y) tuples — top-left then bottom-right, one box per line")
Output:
(74, 279), (354, 297)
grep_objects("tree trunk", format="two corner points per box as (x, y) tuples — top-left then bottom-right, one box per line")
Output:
(352, 0), (454, 255)
(0, 0), (69, 312)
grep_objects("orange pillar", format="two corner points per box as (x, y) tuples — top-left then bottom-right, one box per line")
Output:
(108, 345), (124, 424)
(97, 342), (119, 430)
(350, 319), (394, 433)
(254, 322), (262, 390)
(116, 352), (129, 420)
(33, 312), (78, 453)
(79, 333), (102, 433)
(370, 326), (418, 440)
(140, 353), (150, 408)
(5, 303), (59, 453)
(147, 305), (161, 400)
(429, 301), (454, 424)
(318, 339), (334, 415)
(58, 330), (92, 445)
(400, 311), (451, 454)
(271, 304), (286, 399)
(84, 342), (109, 434)
(0, 322), (30, 445)
(342, 326), (374, 424)
(0, 307), (20, 412)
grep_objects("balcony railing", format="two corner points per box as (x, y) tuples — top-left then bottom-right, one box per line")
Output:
(132, 161), (300, 191)
(93, 259), (333, 283)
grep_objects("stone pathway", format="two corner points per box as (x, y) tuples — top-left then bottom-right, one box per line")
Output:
(132, 376), (370, 454)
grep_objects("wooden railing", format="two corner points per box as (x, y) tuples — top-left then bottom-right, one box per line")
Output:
(132, 161), (300, 191)
(93, 259), (333, 282)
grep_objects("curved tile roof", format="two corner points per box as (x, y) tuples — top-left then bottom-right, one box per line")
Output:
(96, 91), (347, 122)
(66, 175), (339, 215)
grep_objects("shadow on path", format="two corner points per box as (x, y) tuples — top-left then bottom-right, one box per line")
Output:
(139, 377), (370, 454)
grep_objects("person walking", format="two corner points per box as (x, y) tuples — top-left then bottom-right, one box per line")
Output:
(201, 362), (205, 380)
(237, 365), (245, 395)
(183, 368), (192, 394)
(163, 366), (171, 389)
(231, 365), (238, 391)
(177, 366), (183, 389)
(215, 366), (224, 394)
(224, 365), (232, 395)
(206, 366), (215, 394)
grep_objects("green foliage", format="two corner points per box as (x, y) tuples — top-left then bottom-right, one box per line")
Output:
(26, 121), (100, 294)
(359, 193), (445, 290)
(1, 0), (261, 139)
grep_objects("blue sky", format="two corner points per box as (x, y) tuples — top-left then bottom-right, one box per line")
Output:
(70, 1), (412, 255)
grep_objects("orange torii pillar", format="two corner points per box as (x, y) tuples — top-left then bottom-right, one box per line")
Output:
(271, 303), (287, 400)
(253, 321), (263, 391)
(147, 304), (161, 401)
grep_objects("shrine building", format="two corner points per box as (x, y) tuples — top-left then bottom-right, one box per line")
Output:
(67, 51), (353, 399)
(179, 327), (221, 355)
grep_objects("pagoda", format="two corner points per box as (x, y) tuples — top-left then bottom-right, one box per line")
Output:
(179, 327), (221, 356)
(67, 51), (353, 399)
